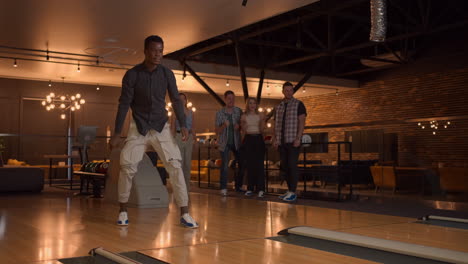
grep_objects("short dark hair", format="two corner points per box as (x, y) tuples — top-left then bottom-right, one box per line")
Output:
(224, 90), (234, 97)
(144, 35), (164, 50)
(179, 92), (188, 107)
(282, 81), (294, 90)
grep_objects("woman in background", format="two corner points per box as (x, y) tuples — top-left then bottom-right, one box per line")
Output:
(171, 93), (194, 192)
(240, 97), (266, 198)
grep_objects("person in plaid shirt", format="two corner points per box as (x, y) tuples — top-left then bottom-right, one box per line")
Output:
(272, 82), (307, 202)
(215, 90), (243, 196)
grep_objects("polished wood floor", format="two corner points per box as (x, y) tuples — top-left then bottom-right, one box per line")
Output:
(0, 186), (467, 264)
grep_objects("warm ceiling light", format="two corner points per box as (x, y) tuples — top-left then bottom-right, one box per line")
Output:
(302, 87), (306, 93)
(335, 89), (339, 96)
(41, 101), (46, 106)
(13, 58), (18, 67)
(60, 104), (66, 109)
(96, 84), (100, 91)
(71, 106), (76, 111)
(76, 93), (81, 99)
(48, 80), (52, 87)
(192, 107), (196, 112)
(71, 96), (76, 101)
(60, 114), (66, 119)
(258, 107), (264, 112)
(226, 80), (230, 87)
(79, 99), (85, 104)
(187, 102), (193, 107)
(60, 96), (66, 101)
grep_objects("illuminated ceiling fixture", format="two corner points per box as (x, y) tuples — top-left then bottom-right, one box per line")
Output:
(418, 120), (452, 135)
(226, 80), (230, 87)
(41, 77), (85, 119)
(166, 101), (196, 116)
(96, 84), (100, 91)
(13, 58), (17, 67)
(302, 87), (306, 93)
(48, 80), (52, 87)
(336, 89), (339, 96)
(77, 61), (81, 72)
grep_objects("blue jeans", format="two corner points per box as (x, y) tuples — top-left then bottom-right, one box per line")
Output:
(219, 144), (243, 190)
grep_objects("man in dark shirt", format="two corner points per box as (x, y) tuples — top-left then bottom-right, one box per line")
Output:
(272, 82), (307, 202)
(110, 35), (197, 228)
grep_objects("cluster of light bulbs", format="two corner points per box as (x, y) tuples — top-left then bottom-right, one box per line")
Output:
(418, 120), (451, 135)
(258, 107), (273, 113)
(41, 92), (85, 119)
(165, 102), (196, 117)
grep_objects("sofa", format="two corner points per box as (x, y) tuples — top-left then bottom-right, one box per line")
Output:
(0, 167), (44, 192)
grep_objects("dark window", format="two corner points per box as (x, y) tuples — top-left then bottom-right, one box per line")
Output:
(345, 129), (383, 153)
(303, 132), (328, 153)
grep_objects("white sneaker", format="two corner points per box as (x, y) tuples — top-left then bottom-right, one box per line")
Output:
(180, 213), (199, 228)
(278, 191), (290, 199)
(245, 190), (253, 196)
(117, 211), (128, 226)
(221, 189), (228, 196)
(258, 191), (265, 198)
(283, 192), (297, 202)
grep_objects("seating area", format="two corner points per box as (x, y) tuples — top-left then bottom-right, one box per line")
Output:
(438, 167), (468, 193)
(0, 166), (44, 192)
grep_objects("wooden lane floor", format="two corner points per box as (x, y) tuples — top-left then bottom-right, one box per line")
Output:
(0, 187), (467, 264)
(141, 238), (379, 264)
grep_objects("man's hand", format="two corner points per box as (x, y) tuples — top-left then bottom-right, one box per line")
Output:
(224, 120), (230, 127)
(181, 127), (189, 141)
(110, 134), (123, 150)
(293, 138), (301, 148)
(272, 138), (278, 149)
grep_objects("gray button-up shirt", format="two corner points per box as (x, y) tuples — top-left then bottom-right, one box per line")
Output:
(114, 63), (186, 135)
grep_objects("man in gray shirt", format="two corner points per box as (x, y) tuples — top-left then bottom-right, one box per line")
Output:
(110, 35), (198, 228)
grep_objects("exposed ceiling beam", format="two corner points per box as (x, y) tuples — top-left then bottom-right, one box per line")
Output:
(182, 61), (225, 106)
(234, 40), (249, 100)
(184, 0), (369, 58)
(256, 69), (265, 103)
(270, 19), (468, 68)
(241, 39), (321, 53)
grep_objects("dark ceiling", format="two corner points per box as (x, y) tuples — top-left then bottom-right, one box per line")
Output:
(166, 0), (468, 80)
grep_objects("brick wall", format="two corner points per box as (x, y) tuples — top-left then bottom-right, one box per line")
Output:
(301, 53), (468, 167)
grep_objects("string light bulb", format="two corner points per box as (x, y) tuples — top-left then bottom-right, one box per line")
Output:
(192, 107), (196, 112)
(13, 58), (18, 67)
(226, 80), (230, 87)
(60, 114), (66, 119)
(48, 80), (52, 87)
(335, 89), (339, 96)
(302, 87), (306, 93)
(96, 84), (100, 91)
